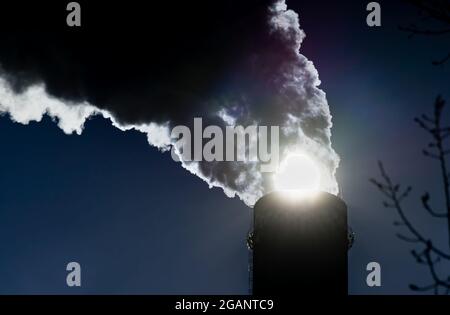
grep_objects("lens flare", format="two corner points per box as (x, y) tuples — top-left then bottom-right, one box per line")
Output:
(274, 154), (321, 194)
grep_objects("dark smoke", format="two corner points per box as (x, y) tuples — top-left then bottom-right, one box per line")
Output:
(0, 0), (339, 206)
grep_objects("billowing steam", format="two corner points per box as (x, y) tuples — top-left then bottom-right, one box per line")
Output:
(0, 0), (339, 206)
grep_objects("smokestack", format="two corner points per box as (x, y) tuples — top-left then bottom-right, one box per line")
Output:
(252, 191), (348, 295)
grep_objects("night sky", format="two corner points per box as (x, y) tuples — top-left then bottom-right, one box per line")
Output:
(0, 0), (449, 294)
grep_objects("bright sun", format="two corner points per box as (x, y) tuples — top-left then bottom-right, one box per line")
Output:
(274, 154), (321, 193)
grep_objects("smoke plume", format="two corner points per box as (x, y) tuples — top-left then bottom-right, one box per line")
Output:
(0, 0), (339, 206)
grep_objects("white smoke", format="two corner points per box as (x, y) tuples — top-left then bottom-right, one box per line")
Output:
(0, 0), (339, 207)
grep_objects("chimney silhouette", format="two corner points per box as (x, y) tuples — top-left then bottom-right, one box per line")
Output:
(252, 191), (348, 296)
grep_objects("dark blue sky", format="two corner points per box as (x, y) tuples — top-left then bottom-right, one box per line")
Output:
(0, 0), (449, 294)
(0, 116), (251, 294)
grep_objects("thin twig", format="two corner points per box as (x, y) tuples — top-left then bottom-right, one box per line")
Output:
(371, 96), (450, 294)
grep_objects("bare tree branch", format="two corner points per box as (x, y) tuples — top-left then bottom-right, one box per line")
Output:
(371, 96), (450, 294)
(370, 162), (450, 260)
(432, 52), (450, 65)
(402, 0), (450, 65)
(421, 192), (448, 217)
(397, 233), (421, 243)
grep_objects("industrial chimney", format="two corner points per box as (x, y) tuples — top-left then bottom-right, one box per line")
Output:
(251, 191), (348, 296)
